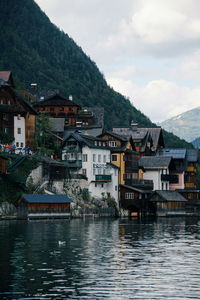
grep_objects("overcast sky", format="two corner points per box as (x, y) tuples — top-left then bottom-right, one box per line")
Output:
(35, 0), (200, 123)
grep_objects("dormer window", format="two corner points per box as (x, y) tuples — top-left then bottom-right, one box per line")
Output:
(109, 141), (116, 147)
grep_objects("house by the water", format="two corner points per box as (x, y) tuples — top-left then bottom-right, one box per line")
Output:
(18, 194), (73, 219)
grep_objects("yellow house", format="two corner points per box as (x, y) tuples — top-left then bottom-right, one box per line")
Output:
(98, 131), (139, 185)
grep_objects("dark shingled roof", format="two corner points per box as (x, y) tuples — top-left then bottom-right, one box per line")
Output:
(113, 127), (164, 149)
(186, 149), (198, 162)
(63, 132), (109, 149)
(139, 156), (172, 169)
(150, 190), (187, 202)
(22, 194), (72, 204)
(49, 118), (65, 132)
(33, 93), (80, 107)
(99, 130), (129, 142)
(158, 148), (186, 159)
(120, 184), (152, 194)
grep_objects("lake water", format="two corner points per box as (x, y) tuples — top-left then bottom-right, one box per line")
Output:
(0, 217), (200, 300)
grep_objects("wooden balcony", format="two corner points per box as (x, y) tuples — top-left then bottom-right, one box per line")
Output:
(185, 182), (196, 189)
(186, 166), (196, 172)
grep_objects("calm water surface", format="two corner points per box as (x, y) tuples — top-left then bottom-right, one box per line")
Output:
(0, 217), (200, 299)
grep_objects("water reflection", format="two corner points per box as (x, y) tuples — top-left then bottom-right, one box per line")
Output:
(0, 217), (200, 299)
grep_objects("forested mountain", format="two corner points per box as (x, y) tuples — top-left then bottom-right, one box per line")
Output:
(0, 0), (193, 148)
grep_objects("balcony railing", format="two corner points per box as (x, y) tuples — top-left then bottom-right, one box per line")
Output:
(95, 175), (112, 182)
(161, 174), (179, 184)
(63, 160), (82, 168)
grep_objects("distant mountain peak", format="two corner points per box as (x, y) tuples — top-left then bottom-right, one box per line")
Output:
(160, 106), (200, 143)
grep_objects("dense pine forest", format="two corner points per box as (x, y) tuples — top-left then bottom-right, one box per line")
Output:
(0, 0), (193, 148)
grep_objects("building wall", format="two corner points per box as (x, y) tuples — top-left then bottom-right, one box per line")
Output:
(111, 152), (125, 185)
(14, 115), (25, 147)
(25, 114), (36, 147)
(81, 146), (119, 203)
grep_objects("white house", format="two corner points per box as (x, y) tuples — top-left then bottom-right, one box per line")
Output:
(62, 133), (119, 205)
(14, 115), (26, 148)
(139, 156), (177, 191)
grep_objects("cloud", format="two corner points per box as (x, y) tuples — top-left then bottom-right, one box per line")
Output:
(107, 77), (200, 122)
(173, 50), (200, 82)
(102, 0), (200, 57)
(34, 0), (200, 124)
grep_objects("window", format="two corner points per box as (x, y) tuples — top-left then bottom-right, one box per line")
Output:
(82, 169), (87, 176)
(101, 183), (104, 188)
(93, 154), (96, 162)
(125, 193), (134, 199)
(93, 168), (96, 175)
(3, 114), (8, 120)
(21, 142), (23, 147)
(82, 154), (88, 162)
(112, 155), (117, 162)
(98, 168), (102, 174)
(17, 128), (21, 134)
(16, 142), (19, 147)
(109, 141), (116, 147)
(17, 114), (21, 120)
(103, 155), (106, 163)
(98, 154), (101, 162)
(115, 186), (118, 191)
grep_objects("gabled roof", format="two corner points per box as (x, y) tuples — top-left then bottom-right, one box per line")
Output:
(33, 93), (80, 107)
(139, 156), (172, 169)
(120, 184), (152, 194)
(63, 132), (109, 149)
(22, 194), (73, 204)
(113, 127), (147, 140)
(99, 130), (129, 142)
(0, 84), (37, 115)
(113, 127), (164, 149)
(150, 190), (187, 202)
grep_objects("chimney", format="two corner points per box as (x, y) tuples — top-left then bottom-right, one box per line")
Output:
(131, 120), (138, 130)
